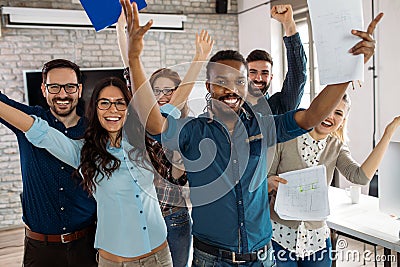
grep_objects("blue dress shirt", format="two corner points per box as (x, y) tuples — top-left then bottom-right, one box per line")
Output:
(0, 92), (96, 234)
(26, 116), (167, 257)
(154, 106), (308, 253)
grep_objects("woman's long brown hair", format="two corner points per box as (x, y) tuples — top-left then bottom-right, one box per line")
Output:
(77, 77), (163, 194)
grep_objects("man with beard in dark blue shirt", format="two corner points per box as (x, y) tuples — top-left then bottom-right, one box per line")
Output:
(0, 59), (97, 267)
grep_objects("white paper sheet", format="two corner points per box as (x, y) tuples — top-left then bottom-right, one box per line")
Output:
(307, 0), (364, 84)
(274, 165), (330, 221)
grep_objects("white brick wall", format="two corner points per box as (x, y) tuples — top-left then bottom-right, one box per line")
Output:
(0, 0), (239, 229)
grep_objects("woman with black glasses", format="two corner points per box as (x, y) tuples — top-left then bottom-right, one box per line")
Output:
(0, 76), (175, 266)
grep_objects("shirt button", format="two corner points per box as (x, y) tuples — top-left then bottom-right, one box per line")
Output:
(140, 210), (143, 213)
(64, 130), (68, 134)
(143, 227), (147, 230)
(59, 187), (64, 191)
(240, 222), (243, 226)
(61, 166), (64, 170)
(233, 160), (237, 163)
(238, 200), (242, 205)
(136, 195), (139, 198)
(134, 180), (137, 182)
(60, 207), (64, 211)
(63, 227), (66, 231)
(130, 167), (134, 170)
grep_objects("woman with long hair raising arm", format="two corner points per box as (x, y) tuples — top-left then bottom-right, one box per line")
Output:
(0, 77), (174, 266)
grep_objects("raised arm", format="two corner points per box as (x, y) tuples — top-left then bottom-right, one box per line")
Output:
(361, 116), (400, 178)
(294, 13), (383, 130)
(121, 0), (166, 135)
(269, 4), (307, 114)
(0, 100), (34, 132)
(116, 12), (129, 68)
(271, 4), (296, 38)
(168, 30), (214, 110)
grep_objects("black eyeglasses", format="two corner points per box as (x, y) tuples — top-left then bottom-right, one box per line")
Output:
(96, 98), (127, 111)
(45, 83), (79, 94)
(152, 87), (177, 96)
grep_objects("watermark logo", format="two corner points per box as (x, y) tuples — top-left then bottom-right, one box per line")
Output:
(257, 239), (397, 263)
(333, 238), (396, 263)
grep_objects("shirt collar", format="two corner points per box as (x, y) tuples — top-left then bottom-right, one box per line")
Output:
(302, 132), (327, 150)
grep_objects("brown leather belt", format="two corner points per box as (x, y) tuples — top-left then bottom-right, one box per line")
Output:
(99, 240), (168, 262)
(25, 225), (95, 244)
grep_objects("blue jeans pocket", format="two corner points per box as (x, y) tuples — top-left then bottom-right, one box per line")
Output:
(192, 248), (217, 267)
(165, 208), (192, 267)
(167, 208), (190, 228)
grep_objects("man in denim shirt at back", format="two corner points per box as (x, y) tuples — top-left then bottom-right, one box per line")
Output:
(0, 59), (96, 267)
(246, 4), (307, 115)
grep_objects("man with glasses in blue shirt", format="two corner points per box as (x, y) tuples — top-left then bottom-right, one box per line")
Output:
(0, 59), (97, 267)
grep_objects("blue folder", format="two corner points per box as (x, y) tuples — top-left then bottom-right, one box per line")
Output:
(80, 0), (147, 31)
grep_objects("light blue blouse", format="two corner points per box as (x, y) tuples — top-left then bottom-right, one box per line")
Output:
(25, 116), (167, 257)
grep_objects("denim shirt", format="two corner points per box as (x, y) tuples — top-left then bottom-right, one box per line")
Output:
(266, 32), (307, 115)
(0, 92), (96, 234)
(25, 116), (167, 257)
(153, 106), (308, 253)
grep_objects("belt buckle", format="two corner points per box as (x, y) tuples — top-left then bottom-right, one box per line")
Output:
(232, 252), (246, 263)
(61, 233), (71, 243)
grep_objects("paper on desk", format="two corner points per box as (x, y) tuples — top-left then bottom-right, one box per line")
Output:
(307, 0), (364, 84)
(274, 165), (330, 221)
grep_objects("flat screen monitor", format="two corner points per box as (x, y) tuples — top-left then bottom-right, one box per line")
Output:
(379, 141), (400, 217)
(23, 67), (125, 112)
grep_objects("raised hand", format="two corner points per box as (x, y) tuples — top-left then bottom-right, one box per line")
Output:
(195, 30), (214, 61)
(120, 0), (153, 59)
(271, 5), (293, 24)
(271, 4), (296, 36)
(120, 0), (165, 135)
(349, 12), (384, 63)
(168, 30), (213, 111)
(361, 114), (400, 179)
(383, 116), (400, 138)
(116, 11), (129, 67)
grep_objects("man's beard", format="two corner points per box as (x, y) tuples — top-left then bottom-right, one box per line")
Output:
(208, 93), (242, 119)
(252, 81), (271, 95)
(50, 97), (76, 117)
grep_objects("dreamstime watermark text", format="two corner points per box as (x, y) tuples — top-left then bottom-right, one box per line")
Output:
(256, 239), (397, 263)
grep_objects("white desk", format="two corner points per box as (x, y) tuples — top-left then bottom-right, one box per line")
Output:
(327, 186), (400, 266)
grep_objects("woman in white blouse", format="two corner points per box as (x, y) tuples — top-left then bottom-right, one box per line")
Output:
(0, 77), (174, 266)
(267, 93), (400, 266)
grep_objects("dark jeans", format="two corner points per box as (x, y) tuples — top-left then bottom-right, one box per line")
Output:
(23, 230), (97, 267)
(164, 207), (192, 267)
(271, 238), (332, 267)
(192, 245), (275, 267)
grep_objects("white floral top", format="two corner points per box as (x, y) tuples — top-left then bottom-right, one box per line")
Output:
(272, 132), (330, 258)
